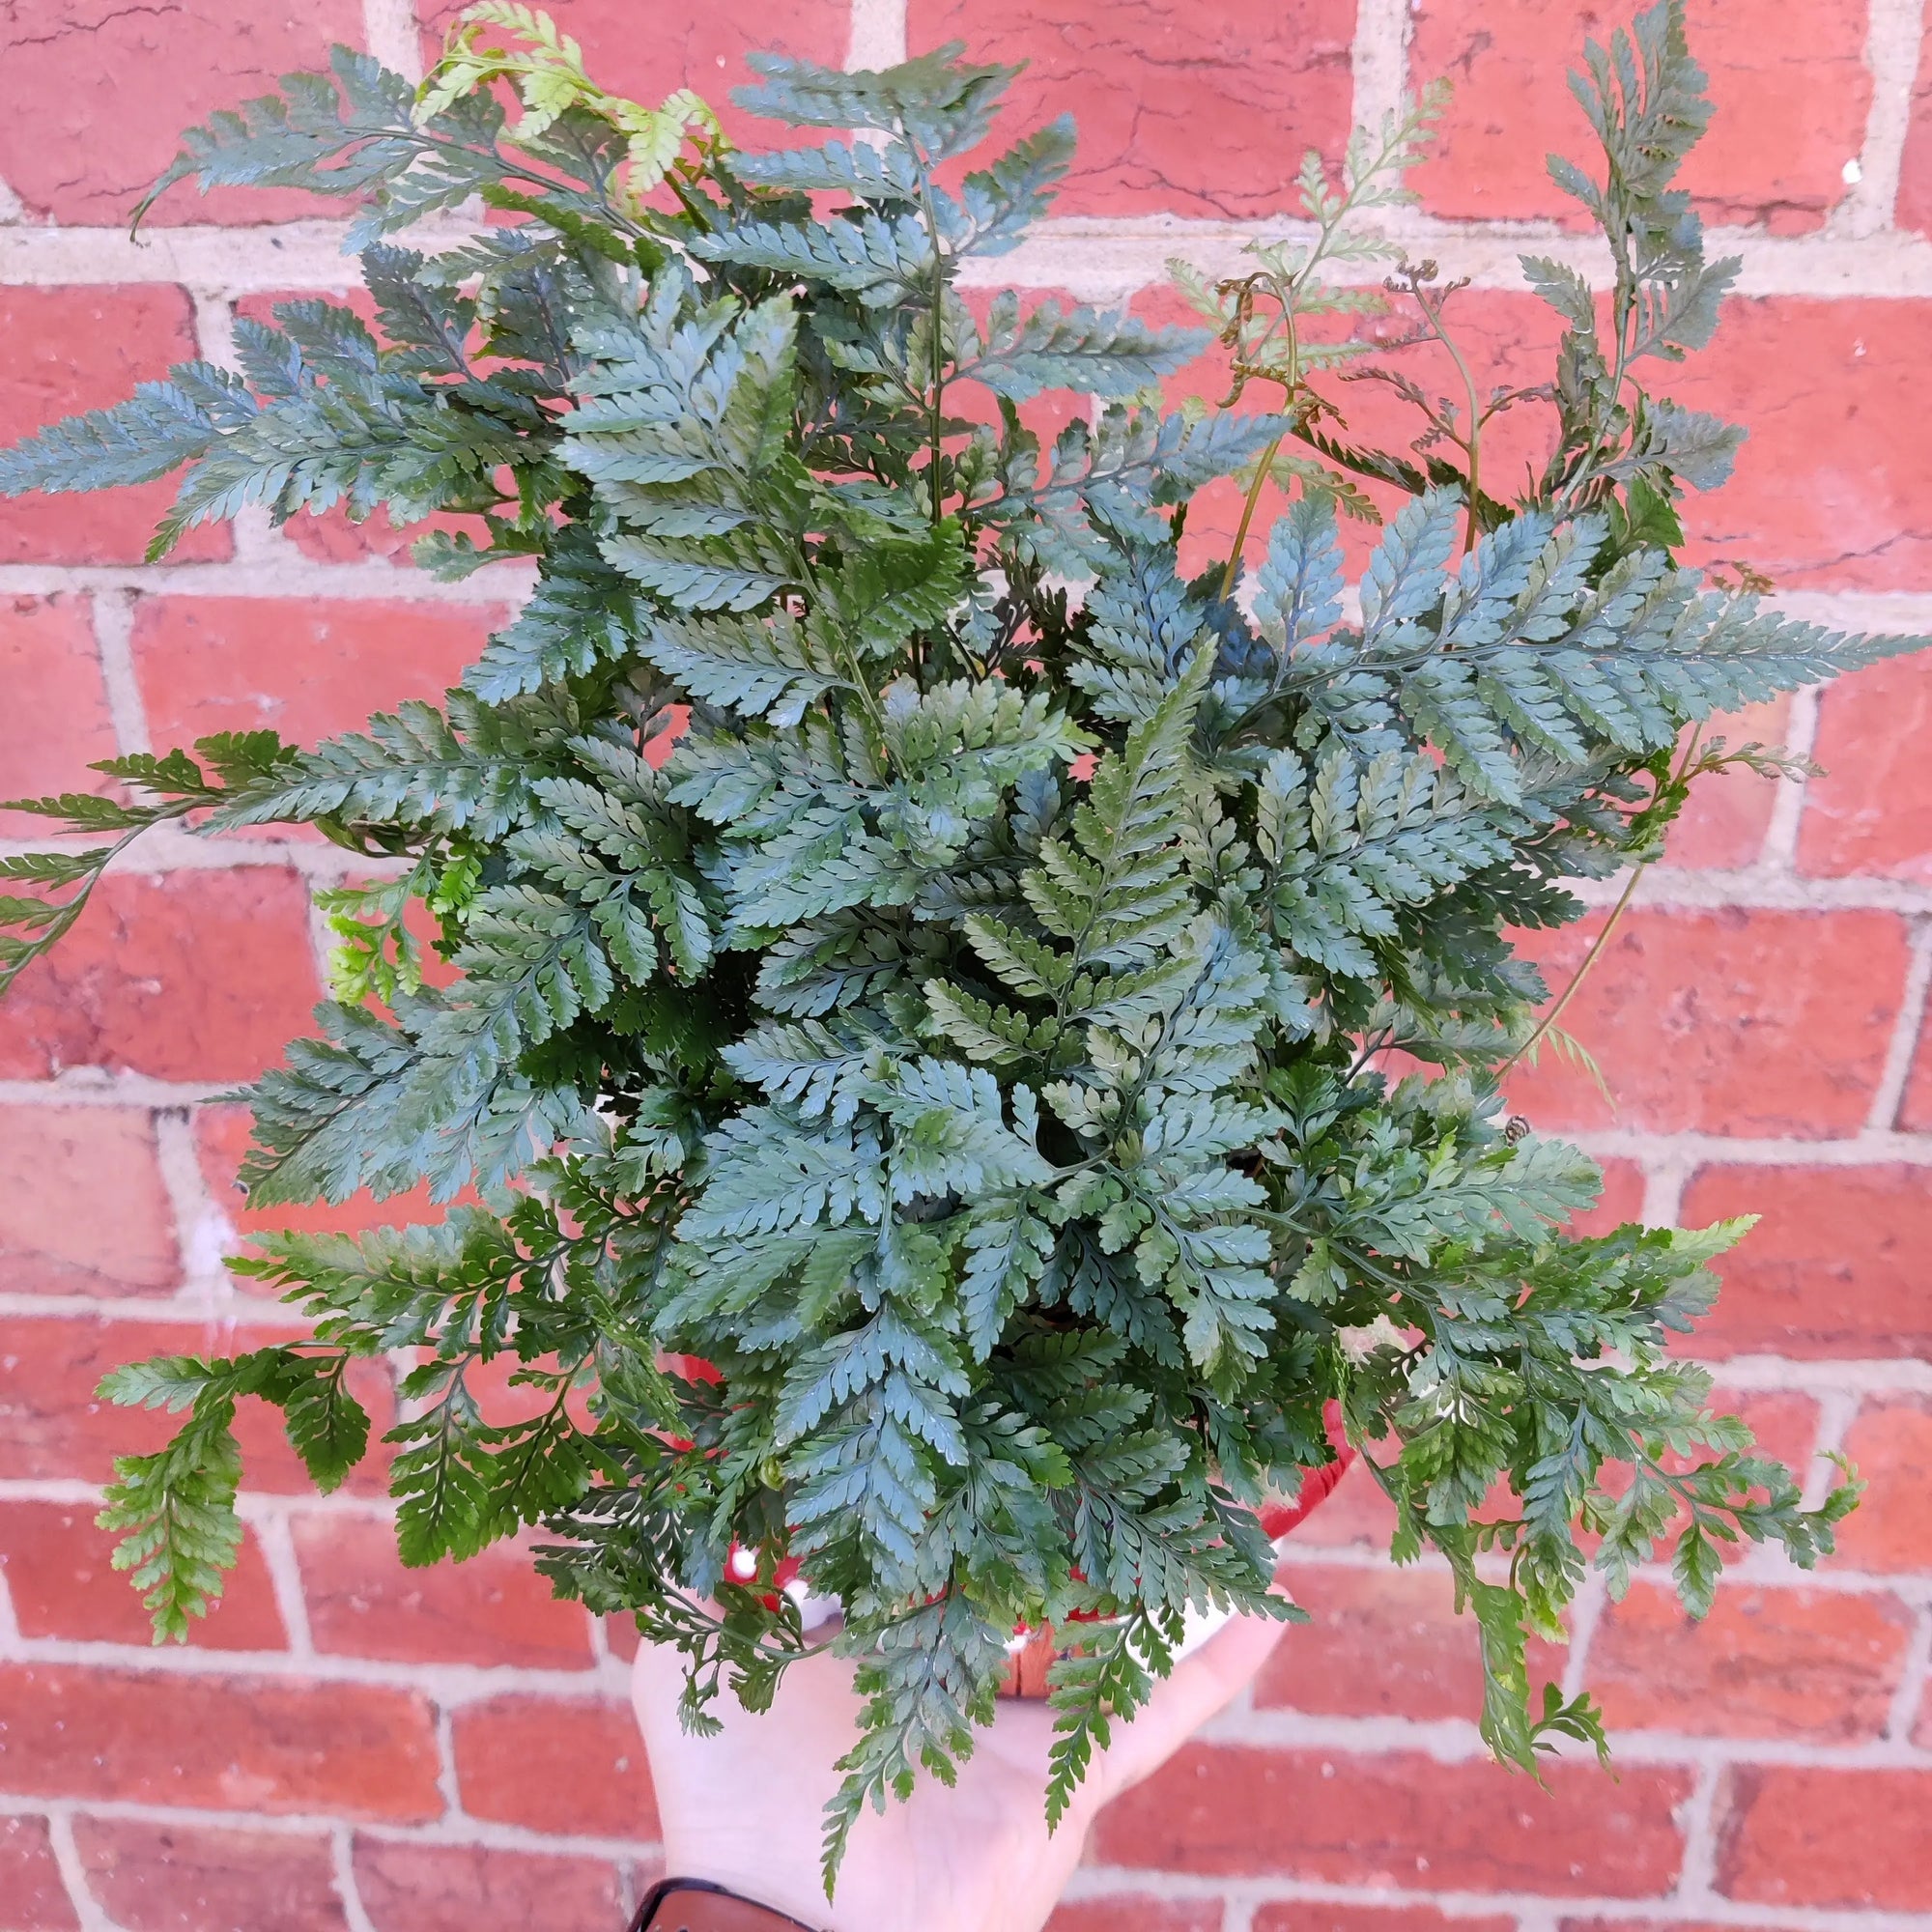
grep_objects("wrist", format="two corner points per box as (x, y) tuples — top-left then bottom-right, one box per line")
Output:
(631, 1876), (826, 1932)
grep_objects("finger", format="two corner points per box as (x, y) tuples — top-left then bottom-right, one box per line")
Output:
(1088, 1608), (1292, 1802)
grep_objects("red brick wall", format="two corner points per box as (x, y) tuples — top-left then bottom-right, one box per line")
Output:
(3, 1), (1931, 1926)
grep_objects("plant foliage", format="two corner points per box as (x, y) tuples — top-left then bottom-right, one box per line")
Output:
(0, 0), (1906, 1888)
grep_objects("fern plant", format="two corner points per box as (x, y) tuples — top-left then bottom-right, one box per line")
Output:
(0, 0), (1913, 1886)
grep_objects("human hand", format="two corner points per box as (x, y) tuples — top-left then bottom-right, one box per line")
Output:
(630, 1611), (1289, 1932)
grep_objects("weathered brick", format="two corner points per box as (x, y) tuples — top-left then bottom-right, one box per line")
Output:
(1832, 1396), (1932, 1573)
(1673, 299), (1932, 591)
(1798, 655), (1932, 881)
(0, 288), (229, 567)
(1677, 1166), (1932, 1358)
(0, 1), (363, 226)
(1589, 1581), (1913, 1742)
(0, 869), (321, 1084)
(0, 1500), (286, 1651)
(71, 1818), (346, 1932)
(1409, 0), (1869, 233)
(0, 597), (117, 835)
(1254, 1909), (1514, 1932)
(132, 598), (503, 753)
(1716, 1766), (1932, 1908)
(1090, 1746), (1690, 1893)
(0, 1314), (393, 1494)
(1898, 25), (1932, 236)
(293, 1513), (594, 1668)
(1, 1315), (268, 1482)
(415, 0), (850, 149)
(909, 0), (1354, 218)
(0, 1664), (442, 1820)
(1258, 1563), (1560, 1721)
(1502, 909), (1906, 1138)
(0, 1107), (178, 1297)
(354, 1840), (627, 1932)
(1049, 1901), (1224, 1932)
(0, 1816), (77, 1932)
(451, 1694), (659, 1840)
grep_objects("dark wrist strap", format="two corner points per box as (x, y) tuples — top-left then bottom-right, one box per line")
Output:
(630, 1877), (823, 1932)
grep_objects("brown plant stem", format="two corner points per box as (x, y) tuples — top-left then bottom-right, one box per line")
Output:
(1500, 724), (1705, 1077)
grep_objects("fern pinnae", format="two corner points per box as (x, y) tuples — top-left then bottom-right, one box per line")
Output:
(0, 2), (1910, 1889)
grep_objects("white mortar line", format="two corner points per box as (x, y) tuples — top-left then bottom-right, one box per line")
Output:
(331, 1824), (383, 1932)
(363, 0), (427, 83)
(1696, 1353), (1932, 1393)
(187, 287), (239, 369)
(1668, 1759), (1724, 1909)
(846, 0), (907, 70)
(1209, 1701), (1932, 1768)
(303, 875), (347, 999)
(0, 1630), (610, 1703)
(1865, 918), (1932, 1131)
(1774, 589), (1932, 633)
(0, 1793), (663, 1865)
(0, 1286), (302, 1321)
(236, 1492), (399, 1524)
(14, 216), (1932, 299)
(1882, 1601), (1932, 1746)
(0, 1482), (400, 1524)
(1565, 1127), (1932, 1168)
(1349, 0), (1413, 149)
(432, 1702), (466, 1823)
(150, 1106), (236, 1301)
(43, 1809), (121, 1932)
(1559, 1570), (1610, 1701)
(1276, 1534), (1932, 1604)
(0, 557), (531, 603)
(1837, 0), (1929, 239)
(0, 1547), (20, 1654)
(1067, 1866), (1932, 1932)
(229, 505), (304, 570)
(0, 570), (1921, 630)
(1801, 1383), (1862, 1453)
(0, 824), (416, 886)
(1761, 686), (1824, 872)
(1638, 1155), (1691, 1230)
(1804, 1388), (1865, 1510)
(967, 223), (1932, 300)
(0, 1071), (228, 1105)
(250, 1508), (317, 1658)
(88, 590), (150, 758)
(0, 176), (24, 224)
(1576, 865), (1932, 914)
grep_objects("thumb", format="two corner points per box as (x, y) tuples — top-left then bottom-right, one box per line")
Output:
(1086, 1606), (1292, 1804)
